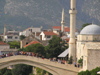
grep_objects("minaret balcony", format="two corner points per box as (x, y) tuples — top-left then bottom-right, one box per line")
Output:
(69, 9), (77, 14)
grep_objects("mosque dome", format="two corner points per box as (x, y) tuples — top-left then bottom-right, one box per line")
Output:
(80, 24), (100, 35)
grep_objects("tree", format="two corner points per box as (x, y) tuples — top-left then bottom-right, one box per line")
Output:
(45, 35), (68, 58)
(8, 41), (20, 49)
(0, 68), (8, 75)
(20, 35), (26, 40)
(12, 64), (32, 75)
(3, 70), (12, 75)
(24, 43), (45, 56)
(81, 23), (91, 30)
(0, 36), (2, 41)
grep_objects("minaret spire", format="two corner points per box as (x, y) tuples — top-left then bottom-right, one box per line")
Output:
(69, 0), (77, 60)
(3, 24), (6, 41)
(61, 8), (65, 32)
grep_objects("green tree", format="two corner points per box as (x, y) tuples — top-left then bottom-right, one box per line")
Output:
(0, 68), (8, 75)
(3, 70), (12, 75)
(25, 43), (45, 56)
(0, 36), (2, 41)
(81, 23), (91, 30)
(8, 41), (20, 49)
(45, 35), (68, 58)
(78, 56), (83, 67)
(20, 35), (26, 40)
(12, 64), (32, 75)
(78, 70), (91, 75)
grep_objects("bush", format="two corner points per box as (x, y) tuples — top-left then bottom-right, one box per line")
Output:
(78, 56), (83, 67)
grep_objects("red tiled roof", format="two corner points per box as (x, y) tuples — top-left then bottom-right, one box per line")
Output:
(0, 41), (9, 45)
(53, 26), (77, 32)
(23, 27), (30, 31)
(65, 38), (70, 43)
(24, 41), (41, 48)
(53, 26), (61, 30)
(43, 31), (58, 36)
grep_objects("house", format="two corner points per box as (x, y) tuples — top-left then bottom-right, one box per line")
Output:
(24, 41), (41, 48)
(0, 41), (17, 55)
(53, 26), (77, 36)
(1, 30), (20, 42)
(20, 26), (42, 37)
(20, 33), (48, 48)
(40, 31), (58, 41)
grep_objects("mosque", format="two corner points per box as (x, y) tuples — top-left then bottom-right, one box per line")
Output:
(63, 0), (100, 71)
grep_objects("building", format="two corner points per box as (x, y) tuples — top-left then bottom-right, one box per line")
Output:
(20, 33), (48, 48)
(24, 41), (41, 48)
(1, 30), (20, 42)
(53, 26), (77, 36)
(20, 26), (42, 37)
(40, 31), (58, 41)
(0, 41), (17, 55)
(77, 24), (100, 70)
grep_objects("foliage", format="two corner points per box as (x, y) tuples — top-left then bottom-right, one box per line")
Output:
(0, 68), (8, 75)
(78, 67), (100, 75)
(78, 56), (83, 67)
(68, 56), (73, 64)
(12, 64), (32, 75)
(20, 35), (26, 40)
(8, 41), (20, 49)
(81, 23), (91, 30)
(29, 73), (35, 75)
(3, 70), (12, 75)
(45, 35), (68, 58)
(24, 43), (45, 56)
(0, 36), (2, 41)
(78, 70), (91, 75)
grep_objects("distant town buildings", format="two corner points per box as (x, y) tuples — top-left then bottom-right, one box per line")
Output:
(40, 31), (58, 41)
(19, 26), (42, 37)
(1, 30), (20, 42)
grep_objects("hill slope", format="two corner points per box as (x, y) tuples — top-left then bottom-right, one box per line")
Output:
(0, 0), (100, 33)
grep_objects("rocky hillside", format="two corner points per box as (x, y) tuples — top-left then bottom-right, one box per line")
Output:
(0, 0), (100, 33)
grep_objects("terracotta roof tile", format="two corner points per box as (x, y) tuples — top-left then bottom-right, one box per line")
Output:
(24, 41), (41, 48)
(53, 26), (77, 32)
(0, 41), (9, 45)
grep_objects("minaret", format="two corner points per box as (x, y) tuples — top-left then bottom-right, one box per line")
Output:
(61, 8), (65, 32)
(3, 24), (6, 41)
(69, 0), (77, 60)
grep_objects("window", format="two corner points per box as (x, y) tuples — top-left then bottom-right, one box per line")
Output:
(47, 35), (51, 38)
(29, 29), (32, 32)
(7, 36), (12, 39)
(15, 37), (18, 39)
(26, 42), (28, 45)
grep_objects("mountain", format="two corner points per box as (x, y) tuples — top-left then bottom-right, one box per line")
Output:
(0, 0), (100, 33)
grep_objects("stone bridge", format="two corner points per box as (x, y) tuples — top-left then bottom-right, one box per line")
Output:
(0, 55), (80, 75)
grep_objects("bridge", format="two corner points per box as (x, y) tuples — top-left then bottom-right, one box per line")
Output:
(0, 55), (80, 75)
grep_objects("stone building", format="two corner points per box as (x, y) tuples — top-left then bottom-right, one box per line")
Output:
(77, 24), (100, 70)
(20, 33), (48, 48)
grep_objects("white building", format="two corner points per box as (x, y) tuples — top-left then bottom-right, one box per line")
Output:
(77, 24), (100, 71)
(2, 30), (20, 42)
(20, 26), (42, 37)
(40, 31), (58, 41)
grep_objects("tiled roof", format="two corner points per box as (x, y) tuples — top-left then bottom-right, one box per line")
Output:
(23, 27), (30, 31)
(0, 41), (9, 45)
(53, 26), (77, 32)
(43, 31), (58, 36)
(53, 26), (61, 30)
(24, 41), (41, 48)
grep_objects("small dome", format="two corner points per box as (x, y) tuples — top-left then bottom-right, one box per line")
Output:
(80, 24), (100, 35)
